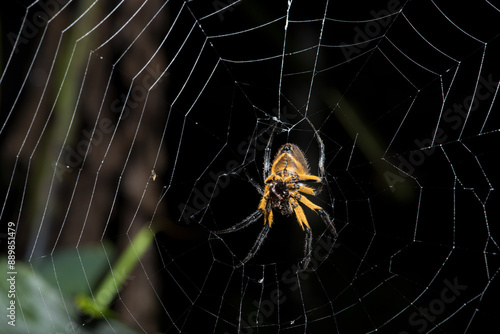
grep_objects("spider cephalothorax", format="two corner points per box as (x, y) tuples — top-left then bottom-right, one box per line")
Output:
(216, 126), (338, 270)
(267, 178), (292, 215)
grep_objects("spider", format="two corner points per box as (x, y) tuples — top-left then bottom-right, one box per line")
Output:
(216, 124), (338, 271)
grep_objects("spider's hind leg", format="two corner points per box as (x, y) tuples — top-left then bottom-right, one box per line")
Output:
(299, 227), (313, 271)
(317, 209), (338, 238)
(215, 210), (263, 234)
(236, 224), (271, 268)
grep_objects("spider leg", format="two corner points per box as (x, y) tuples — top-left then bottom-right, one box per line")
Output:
(296, 175), (322, 183)
(299, 227), (313, 271)
(244, 168), (264, 195)
(317, 209), (338, 238)
(257, 187), (275, 227)
(263, 124), (277, 179)
(294, 184), (315, 195)
(291, 199), (311, 230)
(289, 198), (314, 271)
(296, 195), (338, 238)
(215, 209), (263, 234)
(305, 118), (326, 194)
(236, 224), (271, 268)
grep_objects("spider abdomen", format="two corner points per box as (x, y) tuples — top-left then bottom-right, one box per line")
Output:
(272, 143), (310, 176)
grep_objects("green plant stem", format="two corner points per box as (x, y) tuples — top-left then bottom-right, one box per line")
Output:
(76, 225), (155, 318)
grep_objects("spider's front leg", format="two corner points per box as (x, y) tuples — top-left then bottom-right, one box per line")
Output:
(306, 117), (326, 180)
(263, 124), (278, 179)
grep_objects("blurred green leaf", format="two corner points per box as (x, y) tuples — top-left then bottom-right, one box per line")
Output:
(0, 258), (88, 334)
(31, 243), (115, 299)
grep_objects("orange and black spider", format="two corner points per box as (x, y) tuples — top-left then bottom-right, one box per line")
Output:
(216, 124), (338, 271)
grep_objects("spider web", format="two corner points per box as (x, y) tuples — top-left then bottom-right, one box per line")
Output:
(1, 0), (500, 333)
